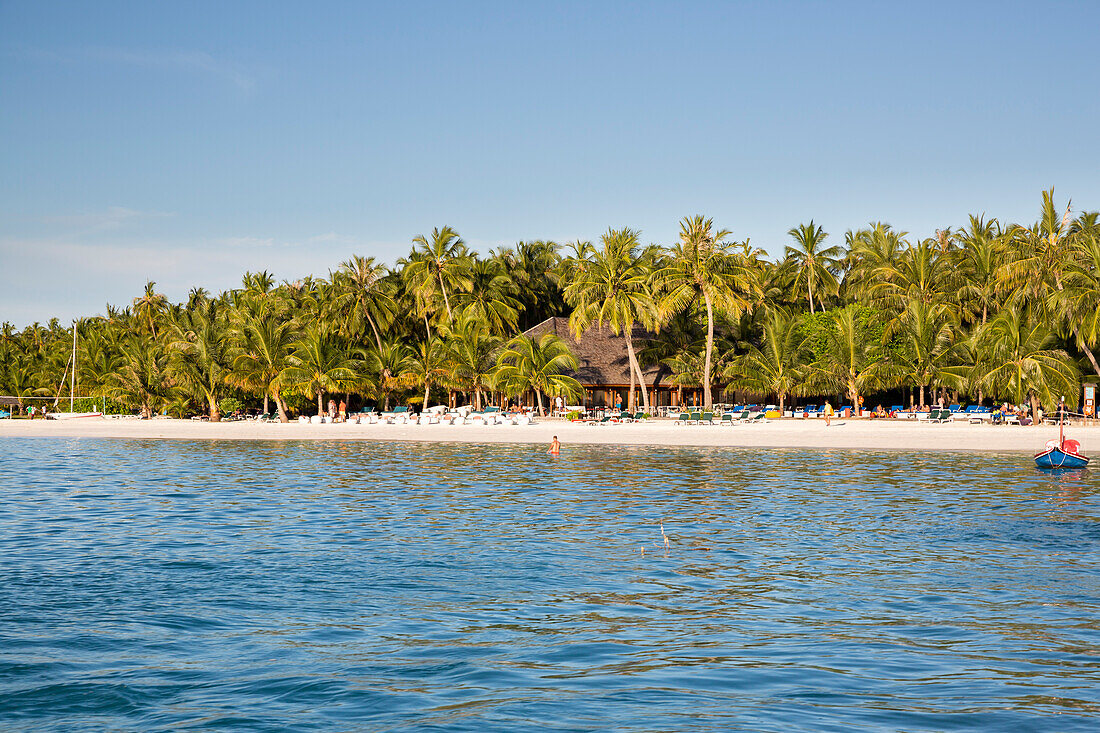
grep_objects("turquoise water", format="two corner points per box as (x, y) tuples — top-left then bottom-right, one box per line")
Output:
(1, 438), (1098, 731)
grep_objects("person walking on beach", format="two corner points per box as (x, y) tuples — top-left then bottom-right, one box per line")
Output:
(824, 400), (833, 427)
(554, 395), (564, 416)
(548, 436), (560, 455)
(327, 398), (336, 420)
(338, 399), (346, 422)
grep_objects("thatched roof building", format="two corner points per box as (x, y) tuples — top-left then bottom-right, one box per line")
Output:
(523, 317), (683, 408)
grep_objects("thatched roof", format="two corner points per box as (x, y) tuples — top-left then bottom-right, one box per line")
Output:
(523, 317), (673, 388)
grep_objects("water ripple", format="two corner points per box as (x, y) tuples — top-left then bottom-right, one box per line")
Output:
(0, 438), (1098, 730)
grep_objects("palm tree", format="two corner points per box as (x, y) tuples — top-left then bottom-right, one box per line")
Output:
(785, 221), (841, 314)
(454, 258), (521, 335)
(495, 240), (565, 329)
(331, 255), (395, 353)
(655, 215), (758, 409)
(132, 281), (168, 338)
(495, 334), (583, 415)
(167, 299), (232, 420)
(972, 307), (1080, 422)
(1000, 188), (1100, 376)
(885, 298), (964, 408)
(956, 215), (1004, 327)
(871, 237), (958, 311)
(444, 315), (501, 410)
(843, 223), (906, 301)
(403, 226), (472, 327)
(230, 300), (298, 421)
(805, 305), (888, 415)
(365, 341), (414, 411)
(724, 309), (807, 413)
(279, 327), (361, 416)
(1060, 234), (1100, 357)
(406, 338), (448, 410)
(106, 338), (171, 419)
(563, 228), (657, 412)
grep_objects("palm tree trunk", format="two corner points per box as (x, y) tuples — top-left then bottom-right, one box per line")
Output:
(263, 392), (269, 415)
(276, 393), (288, 422)
(439, 273), (452, 324)
(703, 292), (715, 409)
(1071, 325), (1100, 377)
(624, 332), (650, 412)
(423, 381), (431, 411)
(317, 390), (323, 415)
(366, 314), (384, 354)
(628, 352), (635, 411)
(536, 389), (545, 416)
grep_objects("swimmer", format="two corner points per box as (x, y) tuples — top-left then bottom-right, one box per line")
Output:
(548, 435), (560, 455)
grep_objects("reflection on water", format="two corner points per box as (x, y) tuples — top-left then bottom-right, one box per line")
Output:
(1, 438), (1098, 731)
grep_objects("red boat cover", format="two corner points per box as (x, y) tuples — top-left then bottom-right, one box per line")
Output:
(1063, 439), (1082, 455)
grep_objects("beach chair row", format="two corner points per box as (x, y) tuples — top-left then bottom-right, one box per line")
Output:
(674, 410), (766, 425)
(293, 405), (537, 426)
(587, 411), (648, 425)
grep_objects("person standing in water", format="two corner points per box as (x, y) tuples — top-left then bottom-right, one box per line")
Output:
(548, 436), (560, 455)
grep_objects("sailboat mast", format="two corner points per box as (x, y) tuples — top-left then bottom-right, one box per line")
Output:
(70, 320), (77, 412)
(1059, 397), (1064, 447)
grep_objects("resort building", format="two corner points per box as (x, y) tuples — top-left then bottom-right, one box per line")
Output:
(523, 316), (700, 410)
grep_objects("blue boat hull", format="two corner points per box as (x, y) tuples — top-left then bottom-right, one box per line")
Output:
(1035, 447), (1090, 469)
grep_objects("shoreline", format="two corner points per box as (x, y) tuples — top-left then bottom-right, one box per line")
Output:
(1, 417), (1095, 453)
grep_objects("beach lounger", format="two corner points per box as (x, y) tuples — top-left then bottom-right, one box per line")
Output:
(673, 412), (691, 425)
(968, 406), (992, 423)
(719, 412), (736, 426)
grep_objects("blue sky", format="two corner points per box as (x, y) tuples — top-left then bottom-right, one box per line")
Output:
(3, 1), (1099, 326)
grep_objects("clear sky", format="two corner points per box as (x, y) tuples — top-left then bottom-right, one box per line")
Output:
(3, 1), (1099, 327)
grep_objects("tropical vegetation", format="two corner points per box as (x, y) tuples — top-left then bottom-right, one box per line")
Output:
(3, 189), (1097, 423)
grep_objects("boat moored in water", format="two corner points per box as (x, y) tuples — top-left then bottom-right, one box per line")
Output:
(1035, 438), (1089, 469)
(1034, 399), (1089, 469)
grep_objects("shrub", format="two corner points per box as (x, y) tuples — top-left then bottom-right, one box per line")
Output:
(220, 397), (244, 414)
(566, 410), (581, 421)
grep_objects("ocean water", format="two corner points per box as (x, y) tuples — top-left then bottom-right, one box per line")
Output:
(0, 438), (1098, 731)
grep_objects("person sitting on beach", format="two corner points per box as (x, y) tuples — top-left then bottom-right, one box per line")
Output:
(992, 407), (1004, 425)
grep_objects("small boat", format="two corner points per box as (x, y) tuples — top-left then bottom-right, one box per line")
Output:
(47, 411), (103, 420)
(1035, 438), (1089, 468)
(1034, 401), (1089, 468)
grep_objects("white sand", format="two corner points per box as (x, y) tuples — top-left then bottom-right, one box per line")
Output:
(1, 416), (1095, 453)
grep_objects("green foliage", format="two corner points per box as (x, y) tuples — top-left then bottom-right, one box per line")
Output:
(5, 189), (1099, 417)
(219, 396), (244, 414)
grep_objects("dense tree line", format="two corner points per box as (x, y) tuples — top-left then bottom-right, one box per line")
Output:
(2, 189), (1097, 421)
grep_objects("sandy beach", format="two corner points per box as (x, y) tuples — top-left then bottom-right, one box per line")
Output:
(2, 416), (1095, 453)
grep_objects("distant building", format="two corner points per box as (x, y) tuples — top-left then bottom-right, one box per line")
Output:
(523, 316), (705, 409)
